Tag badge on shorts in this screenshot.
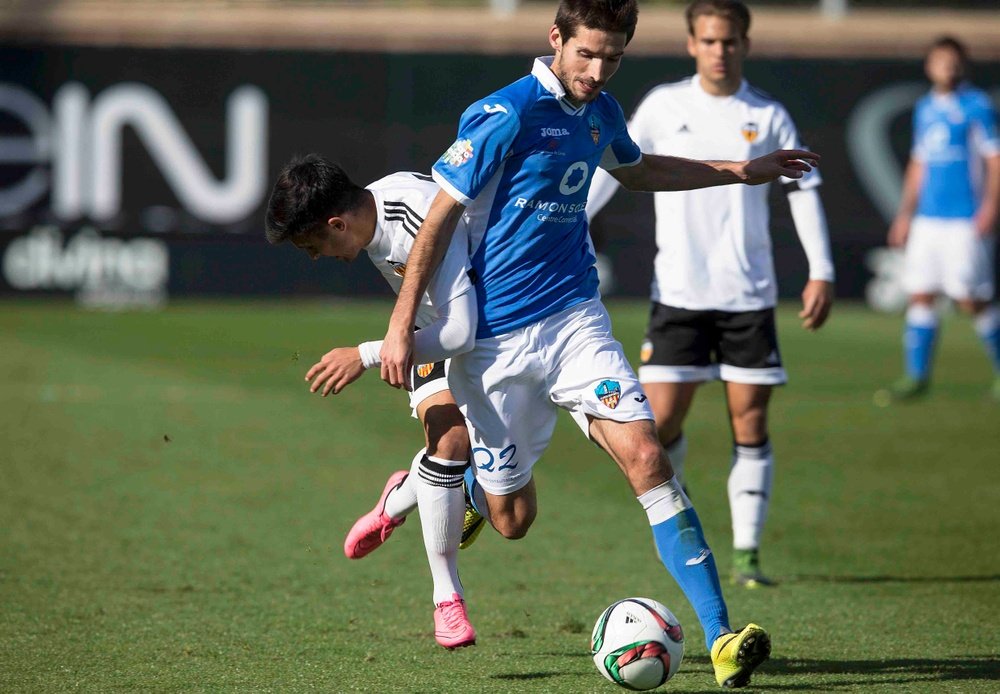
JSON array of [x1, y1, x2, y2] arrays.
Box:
[[640, 340, 653, 364], [416, 363, 435, 378], [595, 379, 622, 409]]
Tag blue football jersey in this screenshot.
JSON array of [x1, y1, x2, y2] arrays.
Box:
[[432, 57, 641, 338], [912, 84, 1000, 219]]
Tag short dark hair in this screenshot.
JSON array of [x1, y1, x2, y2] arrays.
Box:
[[554, 0, 639, 45], [685, 0, 751, 38], [928, 35, 969, 66], [264, 154, 366, 244]]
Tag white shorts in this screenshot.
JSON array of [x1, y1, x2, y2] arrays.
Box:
[[447, 298, 654, 495], [408, 359, 451, 415], [903, 217, 995, 301]]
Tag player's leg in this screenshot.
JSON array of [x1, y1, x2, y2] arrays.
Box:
[[949, 222, 999, 399], [716, 309, 786, 588], [967, 301, 1000, 400], [723, 382, 775, 587], [883, 217, 942, 400], [414, 387, 476, 649], [448, 328, 554, 545], [638, 302, 715, 488]]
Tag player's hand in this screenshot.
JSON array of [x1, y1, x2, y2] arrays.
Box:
[[799, 279, 834, 331], [887, 216, 911, 247], [305, 347, 365, 396], [380, 326, 414, 390], [744, 149, 819, 185], [974, 206, 997, 238]]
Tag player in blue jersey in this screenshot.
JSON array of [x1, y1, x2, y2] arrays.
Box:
[[379, 2, 818, 687], [879, 36, 1000, 403]]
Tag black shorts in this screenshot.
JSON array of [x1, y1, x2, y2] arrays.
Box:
[[638, 303, 787, 385], [409, 359, 449, 410]]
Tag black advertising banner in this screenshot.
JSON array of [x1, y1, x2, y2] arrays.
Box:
[[1, 45, 998, 306]]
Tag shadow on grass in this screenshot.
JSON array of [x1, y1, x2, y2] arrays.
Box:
[[787, 574, 1000, 584], [761, 655, 1000, 689]]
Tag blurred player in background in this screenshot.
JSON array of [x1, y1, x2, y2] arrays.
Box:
[[265, 154, 478, 649], [879, 36, 1000, 403], [377, 0, 821, 687], [587, 0, 834, 588]]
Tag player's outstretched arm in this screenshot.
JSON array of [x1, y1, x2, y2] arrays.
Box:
[[381, 189, 468, 390], [610, 149, 819, 192]]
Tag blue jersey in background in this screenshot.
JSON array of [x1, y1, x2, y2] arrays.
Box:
[[912, 84, 1000, 219]]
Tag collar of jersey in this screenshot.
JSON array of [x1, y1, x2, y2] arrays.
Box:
[[531, 56, 587, 117], [692, 74, 749, 101]]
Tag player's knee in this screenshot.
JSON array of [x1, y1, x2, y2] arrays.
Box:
[[428, 424, 470, 461], [491, 505, 536, 540], [495, 513, 534, 540], [731, 410, 768, 442], [423, 406, 470, 461], [625, 437, 670, 486]]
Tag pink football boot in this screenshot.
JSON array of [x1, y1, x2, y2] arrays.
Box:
[[434, 593, 477, 649], [343, 470, 408, 559]]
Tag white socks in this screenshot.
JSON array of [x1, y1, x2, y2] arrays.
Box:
[[637, 476, 692, 526], [728, 441, 774, 550], [383, 449, 422, 519], [664, 434, 688, 488], [415, 453, 468, 605]]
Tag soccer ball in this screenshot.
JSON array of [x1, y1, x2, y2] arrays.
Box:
[[591, 597, 684, 690]]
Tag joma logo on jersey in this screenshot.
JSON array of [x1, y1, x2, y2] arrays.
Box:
[[741, 122, 759, 143], [540, 127, 570, 137], [388, 261, 406, 277], [416, 363, 435, 378], [441, 139, 474, 167], [595, 380, 621, 409]]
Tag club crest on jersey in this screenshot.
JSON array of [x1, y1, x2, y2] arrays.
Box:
[[388, 260, 406, 277], [595, 380, 621, 409], [416, 363, 435, 378], [441, 139, 474, 167], [589, 115, 601, 145], [741, 122, 759, 143], [640, 340, 654, 364]]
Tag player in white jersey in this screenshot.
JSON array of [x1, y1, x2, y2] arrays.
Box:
[[378, 1, 820, 688], [264, 154, 478, 649], [587, 0, 834, 589], [878, 36, 1000, 403]]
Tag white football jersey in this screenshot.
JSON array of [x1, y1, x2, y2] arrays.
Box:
[[603, 76, 829, 311], [364, 172, 474, 329]]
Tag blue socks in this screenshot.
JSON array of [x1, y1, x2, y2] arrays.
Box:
[[640, 480, 729, 651], [975, 307, 1000, 374], [463, 466, 482, 516], [904, 304, 939, 381]]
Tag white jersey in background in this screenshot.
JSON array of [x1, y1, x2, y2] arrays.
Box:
[[588, 76, 834, 311]]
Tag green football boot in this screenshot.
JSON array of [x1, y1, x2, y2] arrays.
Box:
[[731, 548, 776, 589]]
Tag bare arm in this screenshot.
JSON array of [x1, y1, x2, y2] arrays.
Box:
[[608, 149, 819, 192], [974, 153, 1000, 237], [380, 189, 467, 389], [887, 158, 924, 248]]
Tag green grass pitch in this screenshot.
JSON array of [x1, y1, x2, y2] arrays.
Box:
[[1, 299, 998, 692]]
